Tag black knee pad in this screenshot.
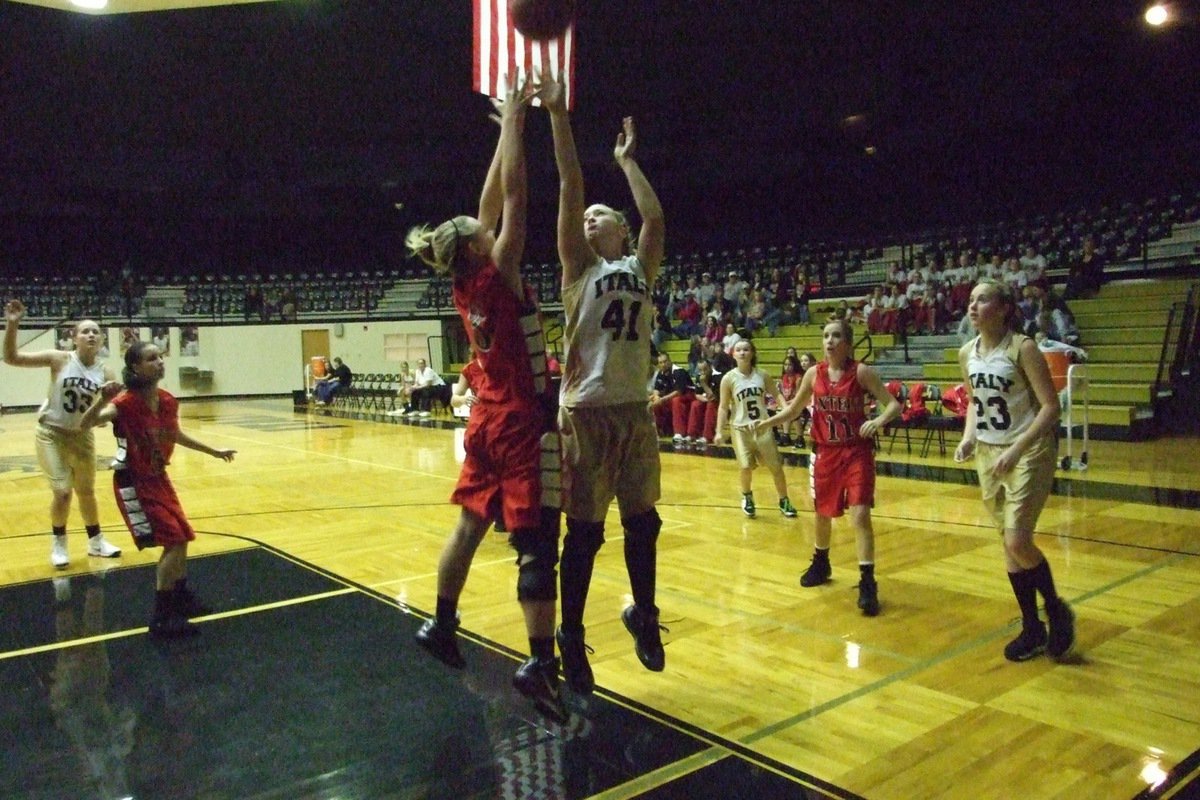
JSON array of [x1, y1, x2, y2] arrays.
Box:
[[564, 517, 605, 558], [512, 527, 559, 602], [622, 508, 662, 544]]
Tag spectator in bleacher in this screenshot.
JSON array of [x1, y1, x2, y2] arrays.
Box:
[[671, 292, 703, 338], [883, 283, 909, 333], [886, 260, 906, 289], [912, 287, 939, 335], [865, 286, 888, 334], [771, 265, 795, 300], [910, 257, 932, 287], [923, 259, 943, 292], [795, 349, 818, 444], [707, 339, 735, 375], [685, 358, 720, 445], [1019, 245, 1048, 290], [650, 352, 695, 441], [313, 357, 353, 405], [696, 271, 718, 307], [905, 270, 928, 305], [686, 334, 705, 376], [705, 285, 733, 325], [723, 270, 748, 314], [1044, 291, 1081, 345], [777, 354, 803, 446], [721, 321, 743, 354], [834, 299, 865, 326], [950, 253, 978, 316], [683, 274, 701, 302], [956, 308, 976, 344], [743, 289, 778, 336], [650, 310, 671, 354], [934, 287, 957, 334], [701, 314, 724, 346], [1002, 256, 1029, 294], [794, 279, 812, 325], [650, 275, 670, 317], [664, 277, 687, 321], [1064, 235, 1106, 300], [1017, 286, 1043, 335], [244, 285, 264, 321]]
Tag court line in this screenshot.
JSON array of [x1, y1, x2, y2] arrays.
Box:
[[591, 553, 1192, 799], [208, 535, 864, 799], [0, 587, 356, 662], [737, 553, 1187, 746], [156, 424, 461, 482]]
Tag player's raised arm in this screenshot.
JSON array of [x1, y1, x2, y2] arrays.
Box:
[[541, 73, 596, 285]]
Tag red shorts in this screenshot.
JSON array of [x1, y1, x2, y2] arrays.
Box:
[[451, 402, 558, 531], [809, 443, 875, 518], [113, 469, 196, 550]]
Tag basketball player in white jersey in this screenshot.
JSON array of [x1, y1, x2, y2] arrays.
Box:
[[714, 339, 798, 519], [954, 279, 1075, 662], [542, 75, 666, 694], [4, 300, 122, 568]]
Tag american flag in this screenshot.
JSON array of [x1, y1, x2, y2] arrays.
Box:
[[473, 0, 575, 109]]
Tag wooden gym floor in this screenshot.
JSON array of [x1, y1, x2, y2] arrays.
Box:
[[1, 398, 1197, 799]]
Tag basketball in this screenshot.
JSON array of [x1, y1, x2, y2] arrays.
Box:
[[508, 0, 575, 40]]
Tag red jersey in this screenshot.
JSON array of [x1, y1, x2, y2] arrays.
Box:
[[779, 371, 800, 402], [810, 360, 870, 448], [112, 389, 178, 477], [461, 359, 484, 391], [453, 261, 552, 408]]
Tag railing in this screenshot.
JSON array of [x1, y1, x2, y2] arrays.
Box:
[[426, 334, 444, 374], [1156, 283, 1198, 399]]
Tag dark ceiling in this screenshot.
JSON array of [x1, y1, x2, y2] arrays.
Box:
[[1, 0, 1198, 273]]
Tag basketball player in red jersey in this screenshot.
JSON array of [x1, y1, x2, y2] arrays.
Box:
[[405, 78, 565, 722], [81, 341, 236, 638], [758, 319, 900, 615]]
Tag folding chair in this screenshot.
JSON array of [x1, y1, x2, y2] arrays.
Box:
[[881, 380, 913, 454], [918, 384, 965, 457]]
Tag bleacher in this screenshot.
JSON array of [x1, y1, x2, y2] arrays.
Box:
[[921, 278, 1196, 441]]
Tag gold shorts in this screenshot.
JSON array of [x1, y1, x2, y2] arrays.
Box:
[[559, 402, 661, 522], [731, 426, 781, 470], [36, 424, 97, 495], [975, 433, 1056, 532]]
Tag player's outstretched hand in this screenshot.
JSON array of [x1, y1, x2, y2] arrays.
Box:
[[534, 70, 566, 114], [4, 299, 26, 324], [490, 73, 534, 121], [614, 117, 637, 163], [214, 449, 237, 463]]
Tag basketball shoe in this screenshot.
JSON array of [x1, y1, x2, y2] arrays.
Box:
[[415, 617, 465, 669], [622, 605, 666, 672], [513, 656, 568, 723], [1004, 621, 1047, 662], [556, 625, 595, 695]]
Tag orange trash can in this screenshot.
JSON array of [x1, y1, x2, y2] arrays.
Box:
[[1043, 351, 1069, 391]]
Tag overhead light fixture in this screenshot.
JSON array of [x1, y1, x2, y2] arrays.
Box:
[[70, 0, 109, 9], [1144, 3, 1169, 26]]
